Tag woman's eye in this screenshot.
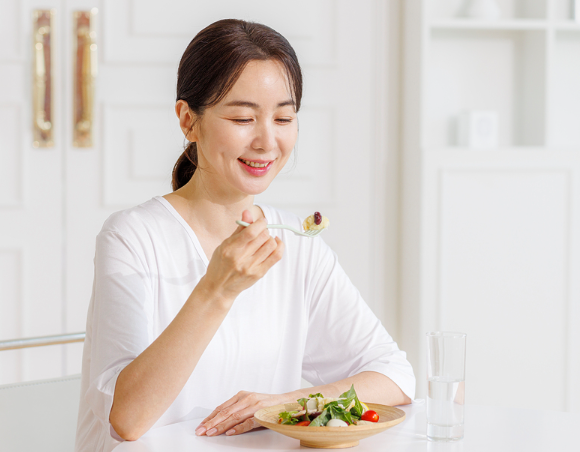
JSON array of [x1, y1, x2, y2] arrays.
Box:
[[231, 117, 293, 124]]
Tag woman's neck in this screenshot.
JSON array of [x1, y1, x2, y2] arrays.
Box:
[[163, 172, 264, 241]]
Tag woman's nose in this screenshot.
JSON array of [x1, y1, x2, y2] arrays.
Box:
[[252, 121, 276, 152]]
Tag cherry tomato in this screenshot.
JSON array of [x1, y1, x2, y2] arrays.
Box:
[[361, 410, 379, 422], [296, 421, 311, 427]]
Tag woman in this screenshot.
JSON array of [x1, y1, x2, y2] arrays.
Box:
[[75, 19, 415, 452]]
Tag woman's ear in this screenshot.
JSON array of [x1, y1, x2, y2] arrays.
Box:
[[175, 100, 198, 142]]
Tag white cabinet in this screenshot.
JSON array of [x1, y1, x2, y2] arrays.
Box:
[[401, 0, 580, 413]]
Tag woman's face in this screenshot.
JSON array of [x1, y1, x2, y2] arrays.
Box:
[[190, 59, 298, 196]]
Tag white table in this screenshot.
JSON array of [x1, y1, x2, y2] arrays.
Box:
[[114, 401, 580, 451]]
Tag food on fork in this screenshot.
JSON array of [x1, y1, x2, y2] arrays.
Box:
[[303, 211, 329, 231], [277, 385, 378, 427]]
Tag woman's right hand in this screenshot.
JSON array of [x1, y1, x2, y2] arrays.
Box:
[[200, 210, 284, 302]]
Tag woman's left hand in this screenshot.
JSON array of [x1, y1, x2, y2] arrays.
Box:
[[195, 391, 283, 437]]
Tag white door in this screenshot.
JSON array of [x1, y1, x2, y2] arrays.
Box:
[[1, 0, 395, 383], [0, 0, 64, 383]]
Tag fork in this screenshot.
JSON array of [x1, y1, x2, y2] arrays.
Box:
[[236, 220, 325, 238]]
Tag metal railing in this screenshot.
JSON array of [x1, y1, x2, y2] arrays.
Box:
[[0, 332, 85, 351]]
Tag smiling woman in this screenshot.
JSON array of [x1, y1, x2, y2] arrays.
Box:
[[174, 58, 298, 198], [74, 19, 415, 452], [171, 19, 302, 194]]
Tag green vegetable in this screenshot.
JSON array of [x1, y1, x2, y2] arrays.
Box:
[[339, 384, 364, 418], [282, 386, 364, 427], [324, 401, 355, 425], [278, 411, 300, 425], [297, 397, 309, 407], [309, 408, 330, 427], [297, 398, 310, 422], [308, 401, 356, 427]]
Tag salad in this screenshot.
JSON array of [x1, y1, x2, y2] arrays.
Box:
[[277, 385, 380, 427]]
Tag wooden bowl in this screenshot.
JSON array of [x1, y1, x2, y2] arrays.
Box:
[[254, 402, 405, 449]]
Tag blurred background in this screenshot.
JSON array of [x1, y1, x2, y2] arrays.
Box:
[[0, 0, 578, 415]]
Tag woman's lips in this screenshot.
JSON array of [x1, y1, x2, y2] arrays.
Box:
[[237, 158, 273, 176]]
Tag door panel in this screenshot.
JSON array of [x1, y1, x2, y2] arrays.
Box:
[[0, 0, 64, 384], [404, 150, 580, 412], [103, 0, 337, 67], [440, 169, 569, 411], [101, 105, 183, 207], [0, 104, 23, 206]]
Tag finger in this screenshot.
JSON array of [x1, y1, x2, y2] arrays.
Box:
[[205, 406, 256, 437], [251, 236, 279, 265], [228, 220, 271, 258], [257, 237, 285, 273], [241, 209, 253, 224], [230, 209, 255, 236], [200, 393, 241, 426], [202, 398, 252, 434], [231, 217, 268, 244], [225, 417, 260, 436], [245, 227, 273, 255]]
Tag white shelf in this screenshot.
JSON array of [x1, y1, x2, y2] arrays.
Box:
[[554, 21, 580, 30], [429, 19, 580, 32], [423, 146, 580, 156], [421, 147, 580, 169], [413, 0, 580, 149], [424, 146, 561, 152], [429, 19, 549, 30], [425, 27, 547, 148], [419, 3, 580, 149]]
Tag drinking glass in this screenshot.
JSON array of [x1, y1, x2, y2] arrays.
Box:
[[426, 332, 466, 441]]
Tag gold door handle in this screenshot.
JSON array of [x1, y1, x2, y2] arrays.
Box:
[[73, 9, 98, 148], [33, 10, 54, 148]]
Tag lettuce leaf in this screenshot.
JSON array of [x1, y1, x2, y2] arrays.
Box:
[[326, 401, 354, 425], [308, 401, 355, 426], [339, 384, 364, 418], [302, 386, 364, 426], [278, 411, 300, 425], [309, 408, 330, 427]]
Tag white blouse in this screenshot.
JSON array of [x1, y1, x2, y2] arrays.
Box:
[[74, 196, 416, 452]]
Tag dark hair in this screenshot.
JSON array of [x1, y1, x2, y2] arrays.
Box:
[[172, 19, 303, 191]]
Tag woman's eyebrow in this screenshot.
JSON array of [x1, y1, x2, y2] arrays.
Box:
[[277, 99, 295, 107], [223, 99, 295, 108]]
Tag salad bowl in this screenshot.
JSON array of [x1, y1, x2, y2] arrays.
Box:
[[254, 402, 405, 449]]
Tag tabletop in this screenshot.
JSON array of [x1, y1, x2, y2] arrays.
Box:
[[113, 401, 580, 451]]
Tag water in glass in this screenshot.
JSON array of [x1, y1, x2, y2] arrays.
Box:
[[427, 376, 464, 441]]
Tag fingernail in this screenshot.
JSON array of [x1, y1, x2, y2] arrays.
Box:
[[226, 429, 235, 436], [206, 428, 217, 436], [195, 426, 206, 436]]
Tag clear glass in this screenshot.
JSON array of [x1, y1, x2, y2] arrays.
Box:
[[426, 332, 466, 441]]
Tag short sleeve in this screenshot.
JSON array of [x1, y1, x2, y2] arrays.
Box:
[[301, 240, 416, 400], [83, 229, 154, 431]]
